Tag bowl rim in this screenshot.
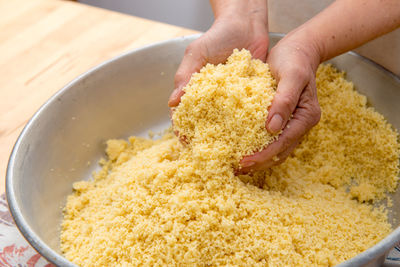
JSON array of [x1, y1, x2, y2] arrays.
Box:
[[6, 32, 400, 267]]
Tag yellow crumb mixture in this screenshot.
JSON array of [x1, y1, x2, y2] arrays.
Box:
[[172, 49, 277, 170], [61, 49, 399, 266]]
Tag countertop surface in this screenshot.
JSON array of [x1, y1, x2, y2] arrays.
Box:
[[0, 0, 197, 194]]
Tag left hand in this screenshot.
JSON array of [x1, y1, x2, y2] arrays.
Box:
[[239, 36, 322, 173], [168, 0, 269, 108]]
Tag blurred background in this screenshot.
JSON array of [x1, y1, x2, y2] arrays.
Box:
[[79, 0, 399, 75], [80, 0, 214, 31]]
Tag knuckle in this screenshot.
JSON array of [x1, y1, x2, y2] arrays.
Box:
[[312, 106, 322, 126], [278, 94, 298, 114], [184, 41, 201, 57], [308, 103, 321, 127], [184, 43, 195, 55], [174, 70, 186, 85], [286, 66, 309, 82]]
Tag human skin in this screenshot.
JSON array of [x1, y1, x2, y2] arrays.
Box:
[[168, 0, 269, 107], [169, 0, 400, 173]]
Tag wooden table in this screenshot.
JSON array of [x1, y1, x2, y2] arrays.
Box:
[[0, 0, 197, 194]]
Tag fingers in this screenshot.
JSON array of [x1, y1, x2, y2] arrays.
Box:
[[239, 122, 299, 174], [168, 40, 208, 107], [239, 82, 320, 174], [265, 67, 309, 134], [168, 89, 185, 107], [175, 41, 207, 89]]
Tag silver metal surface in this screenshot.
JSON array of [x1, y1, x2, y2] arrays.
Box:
[[6, 33, 400, 267]]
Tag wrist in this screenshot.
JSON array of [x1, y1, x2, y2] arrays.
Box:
[[211, 0, 268, 29], [280, 27, 324, 72]]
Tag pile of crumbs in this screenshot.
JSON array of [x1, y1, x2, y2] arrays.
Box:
[[172, 49, 277, 170], [61, 49, 399, 266]]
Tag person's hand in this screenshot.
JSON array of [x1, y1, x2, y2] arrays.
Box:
[[168, 0, 269, 107], [239, 36, 322, 173], [239, 0, 400, 173]]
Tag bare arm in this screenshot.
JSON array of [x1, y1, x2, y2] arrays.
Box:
[[309, 0, 400, 63], [210, 0, 268, 25]]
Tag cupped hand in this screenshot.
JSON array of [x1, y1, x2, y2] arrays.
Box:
[[168, 13, 269, 107], [240, 37, 322, 173]]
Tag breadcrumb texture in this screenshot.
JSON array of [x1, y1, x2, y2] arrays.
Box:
[[61, 50, 399, 267], [172, 49, 277, 169]]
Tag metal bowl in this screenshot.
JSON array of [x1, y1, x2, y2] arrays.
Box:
[[6, 33, 400, 266]]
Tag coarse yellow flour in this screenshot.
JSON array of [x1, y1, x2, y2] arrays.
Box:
[[61, 49, 399, 266]]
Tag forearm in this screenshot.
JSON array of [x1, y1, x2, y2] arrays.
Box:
[[284, 0, 400, 67], [210, 0, 268, 27]]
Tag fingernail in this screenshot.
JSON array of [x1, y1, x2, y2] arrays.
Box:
[[241, 161, 255, 168], [268, 114, 283, 133]]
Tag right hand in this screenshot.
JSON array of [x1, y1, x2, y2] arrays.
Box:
[[239, 35, 322, 173], [168, 2, 269, 107]]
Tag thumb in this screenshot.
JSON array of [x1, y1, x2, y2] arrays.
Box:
[[266, 69, 308, 133], [168, 40, 207, 107]]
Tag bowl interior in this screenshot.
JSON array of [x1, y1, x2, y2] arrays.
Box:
[[7, 33, 400, 266]]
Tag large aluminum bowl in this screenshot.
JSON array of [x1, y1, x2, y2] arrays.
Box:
[[6, 33, 400, 266]]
